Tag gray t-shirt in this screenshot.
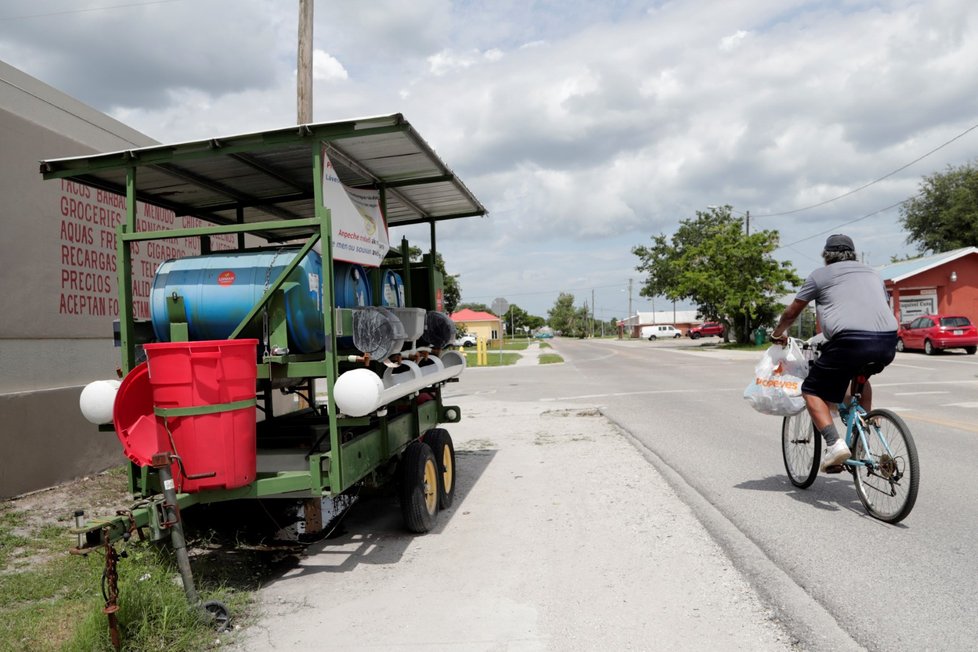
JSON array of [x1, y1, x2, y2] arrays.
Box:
[[796, 261, 898, 339]]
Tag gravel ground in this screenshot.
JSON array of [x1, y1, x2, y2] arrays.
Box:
[[233, 395, 796, 651]]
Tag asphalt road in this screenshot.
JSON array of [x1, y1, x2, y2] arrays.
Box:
[[477, 337, 978, 651]]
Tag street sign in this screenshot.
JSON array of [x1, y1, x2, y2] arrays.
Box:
[[491, 297, 509, 316]]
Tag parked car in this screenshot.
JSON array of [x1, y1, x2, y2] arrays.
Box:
[[455, 333, 477, 347], [641, 325, 681, 340], [897, 314, 978, 355], [687, 321, 724, 339]]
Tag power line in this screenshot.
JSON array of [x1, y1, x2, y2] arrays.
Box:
[[0, 0, 189, 22], [780, 198, 907, 248], [761, 121, 978, 218]]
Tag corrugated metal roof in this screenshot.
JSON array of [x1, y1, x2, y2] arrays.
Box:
[[39, 113, 487, 239], [876, 247, 978, 282]]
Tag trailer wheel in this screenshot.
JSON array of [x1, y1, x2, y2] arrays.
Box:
[[399, 441, 439, 533], [202, 600, 231, 632], [425, 428, 456, 509]]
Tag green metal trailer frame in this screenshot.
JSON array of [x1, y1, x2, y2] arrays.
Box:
[[41, 114, 487, 546]]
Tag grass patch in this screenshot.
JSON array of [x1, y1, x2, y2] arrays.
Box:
[[717, 342, 771, 351], [463, 352, 522, 366], [499, 340, 530, 351], [2, 471, 254, 652], [539, 354, 563, 364], [538, 342, 552, 349]]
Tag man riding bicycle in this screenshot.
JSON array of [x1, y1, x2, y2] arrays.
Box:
[[771, 234, 898, 471]]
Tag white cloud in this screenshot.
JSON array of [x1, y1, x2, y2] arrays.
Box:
[[719, 29, 749, 51], [4, 0, 978, 316], [427, 48, 505, 76], [312, 50, 348, 81]]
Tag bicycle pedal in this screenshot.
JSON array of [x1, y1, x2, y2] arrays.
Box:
[[823, 464, 845, 474]]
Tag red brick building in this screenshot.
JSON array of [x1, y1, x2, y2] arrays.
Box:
[[878, 247, 978, 325]]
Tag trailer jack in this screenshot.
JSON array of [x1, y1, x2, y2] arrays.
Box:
[[151, 452, 231, 632]]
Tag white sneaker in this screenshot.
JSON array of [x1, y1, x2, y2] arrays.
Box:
[[820, 440, 851, 472]]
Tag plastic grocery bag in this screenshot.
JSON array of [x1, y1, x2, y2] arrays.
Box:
[[743, 340, 809, 416]]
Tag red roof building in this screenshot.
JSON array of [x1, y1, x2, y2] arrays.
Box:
[[450, 309, 502, 342], [878, 247, 978, 325]]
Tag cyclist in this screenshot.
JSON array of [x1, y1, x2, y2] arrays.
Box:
[[770, 234, 898, 471]]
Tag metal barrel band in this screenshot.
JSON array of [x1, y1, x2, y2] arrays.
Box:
[[153, 398, 257, 418]]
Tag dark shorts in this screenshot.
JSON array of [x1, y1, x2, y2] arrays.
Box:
[[802, 331, 898, 404]]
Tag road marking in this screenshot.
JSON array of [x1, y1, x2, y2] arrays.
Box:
[[901, 412, 978, 434], [541, 387, 739, 401], [889, 363, 935, 370], [927, 358, 978, 366], [893, 391, 949, 396], [941, 402, 978, 408], [874, 379, 978, 388]]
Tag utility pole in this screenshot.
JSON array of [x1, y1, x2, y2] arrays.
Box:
[[297, 0, 314, 124], [628, 278, 633, 322], [745, 209, 750, 235], [591, 288, 595, 338]]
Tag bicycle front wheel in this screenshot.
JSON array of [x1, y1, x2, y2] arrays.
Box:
[[853, 409, 919, 523], [782, 411, 820, 488]]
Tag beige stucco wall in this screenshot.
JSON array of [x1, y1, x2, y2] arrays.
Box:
[[457, 320, 501, 342], [0, 61, 159, 497]]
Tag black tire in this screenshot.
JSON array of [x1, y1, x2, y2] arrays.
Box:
[[924, 339, 935, 355], [782, 412, 820, 488], [966, 346, 977, 355], [691, 332, 701, 340], [648, 335, 656, 341], [424, 428, 456, 509], [852, 409, 919, 523], [895, 338, 905, 353], [202, 600, 231, 632], [398, 441, 439, 533]]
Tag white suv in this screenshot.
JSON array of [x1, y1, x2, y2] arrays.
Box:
[[455, 333, 477, 347], [643, 325, 681, 340]]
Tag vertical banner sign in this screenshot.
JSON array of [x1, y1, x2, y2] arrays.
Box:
[[321, 150, 390, 267]]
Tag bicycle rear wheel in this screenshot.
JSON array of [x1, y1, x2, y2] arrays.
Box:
[[782, 411, 820, 488], [852, 409, 919, 523]]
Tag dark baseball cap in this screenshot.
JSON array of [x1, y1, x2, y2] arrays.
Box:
[[824, 234, 855, 252]]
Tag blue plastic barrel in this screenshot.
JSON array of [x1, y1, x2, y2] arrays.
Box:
[[334, 262, 372, 309], [150, 249, 327, 352], [378, 269, 405, 307]]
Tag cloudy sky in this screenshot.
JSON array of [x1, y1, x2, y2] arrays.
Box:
[[3, 0, 977, 320]]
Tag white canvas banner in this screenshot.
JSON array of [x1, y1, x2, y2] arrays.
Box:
[[322, 150, 390, 267]]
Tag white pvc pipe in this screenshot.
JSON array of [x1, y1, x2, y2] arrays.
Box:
[[334, 351, 466, 417]]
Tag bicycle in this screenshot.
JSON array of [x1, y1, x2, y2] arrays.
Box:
[[781, 338, 919, 523]]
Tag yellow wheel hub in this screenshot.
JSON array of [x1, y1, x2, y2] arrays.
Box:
[[442, 447, 453, 496], [423, 459, 438, 513]]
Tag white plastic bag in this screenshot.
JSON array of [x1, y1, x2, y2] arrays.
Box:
[[743, 340, 809, 416]]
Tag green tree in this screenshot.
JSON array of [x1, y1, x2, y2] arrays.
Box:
[[632, 206, 802, 343], [547, 292, 587, 336], [457, 302, 492, 313], [384, 246, 461, 313], [900, 160, 978, 253], [501, 304, 545, 337]]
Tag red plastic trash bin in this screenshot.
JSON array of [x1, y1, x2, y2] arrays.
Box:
[[141, 339, 258, 493]]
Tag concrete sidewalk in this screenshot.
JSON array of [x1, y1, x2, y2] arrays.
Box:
[[232, 393, 794, 651]]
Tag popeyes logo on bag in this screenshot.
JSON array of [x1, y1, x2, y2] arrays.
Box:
[[753, 377, 800, 391], [217, 271, 236, 286]]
